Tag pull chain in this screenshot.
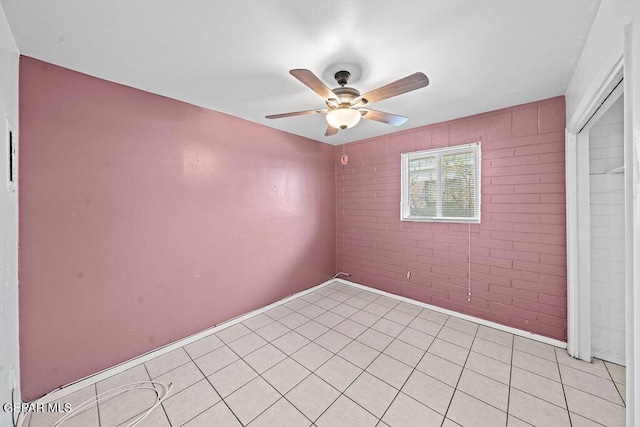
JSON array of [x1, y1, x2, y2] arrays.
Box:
[[342, 131, 346, 169], [340, 130, 348, 168], [468, 223, 472, 302]]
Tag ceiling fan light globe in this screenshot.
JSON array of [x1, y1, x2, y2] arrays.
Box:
[[326, 108, 361, 130]]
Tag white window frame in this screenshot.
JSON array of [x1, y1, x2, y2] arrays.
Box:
[[401, 142, 481, 223]]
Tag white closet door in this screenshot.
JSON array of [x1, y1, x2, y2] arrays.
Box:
[[589, 96, 625, 365]]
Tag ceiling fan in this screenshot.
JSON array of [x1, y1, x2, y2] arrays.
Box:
[[266, 69, 429, 136]]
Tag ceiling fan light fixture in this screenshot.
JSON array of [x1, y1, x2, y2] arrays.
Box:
[[326, 108, 361, 130], [267, 69, 429, 136]]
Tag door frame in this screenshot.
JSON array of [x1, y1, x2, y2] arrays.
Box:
[[623, 21, 639, 427], [566, 23, 639, 426], [565, 50, 623, 363]]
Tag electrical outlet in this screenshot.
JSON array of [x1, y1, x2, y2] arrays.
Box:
[[406, 270, 411, 279]]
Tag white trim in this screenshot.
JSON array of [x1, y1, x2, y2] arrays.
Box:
[[401, 153, 409, 219], [31, 275, 571, 411], [335, 278, 568, 349], [567, 98, 624, 363], [565, 44, 625, 364], [565, 131, 579, 358], [592, 349, 625, 366], [566, 22, 637, 425], [567, 49, 624, 133], [576, 131, 592, 362], [397, 217, 481, 224], [582, 80, 624, 132], [31, 278, 336, 405], [402, 143, 480, 157], [401, 142, 481, 223], [623, 22, 638, 427]]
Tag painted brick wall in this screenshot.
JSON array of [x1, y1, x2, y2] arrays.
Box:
[[335, 96, 567, 341], [19, 57, 336, 400]]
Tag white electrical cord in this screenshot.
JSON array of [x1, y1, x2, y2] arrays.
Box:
[[468, 223, 472, 302], [23, 381, 172, 427], [333, 272, 351, 279]]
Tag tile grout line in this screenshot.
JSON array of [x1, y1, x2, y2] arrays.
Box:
[[276, 373, 332, 426], [563, 384, 626, 425], [465, 340, 608, 418], [159, 284, 617, 425], [201, 316, 323, 426], [240, 282, 385, 424], [509, 377, 621, 417], [103, 362, 162, 427], [279, 285, 426, 423], [289, 293, 407, 424], [29, 376, 103, 427], [555, 366, 627, 407], [215, 284, 514, 424], [559, 358, 625, 382], [169, 285, 523, 422], [181, 347, 246, 427], [176, 284, 587, 424], [511, 348, 573, 384], [359, 301, 427, 425], [505, 330, 515, 426], [98, 283, 566, 426], [335, 279, 567, 349], [319, 301, 444, 371], [146, 348, 210, 395], [556, 368, 627, 406], [453, 363, 565, 418], [441, 321, 481, 426], [462, 359, 509, 386], [55, 283, 562, 427], [94, 383, 102, 427], [238, 284, 564, 424], [140, 363, 173, 427], [602, 361, 626, 407], [152, 285, 358, 426], [36, 277, 566, 408], [554, 345, 574, 427]]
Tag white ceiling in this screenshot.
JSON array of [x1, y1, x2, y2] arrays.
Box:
[[1, 0, 601, 145]]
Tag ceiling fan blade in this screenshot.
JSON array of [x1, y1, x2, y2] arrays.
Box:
[[359, 109, 408, 126], [352, 72, 429, 106], [266, 109, 329, 119], [290, 69, 339, 101], [325, 125, 339, 137]]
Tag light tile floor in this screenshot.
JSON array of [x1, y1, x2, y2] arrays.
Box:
[[26, 282, 627, 427]]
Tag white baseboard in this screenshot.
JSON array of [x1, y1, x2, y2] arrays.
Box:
[[592, 349, 626, 367], [30, 278, 336, 406], [335, 278, 568, 349], [30, 276, 568, 410]]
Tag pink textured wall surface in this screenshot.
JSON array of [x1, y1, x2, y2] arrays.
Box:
[[19, 57, 335, 400], [336, 97, 567, 341]]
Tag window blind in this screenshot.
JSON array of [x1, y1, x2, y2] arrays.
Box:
[[401, 143, 481, 223]]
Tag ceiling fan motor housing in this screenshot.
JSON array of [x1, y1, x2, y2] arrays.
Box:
[[331, 87, 360, 105], [334, 70, 351, 87]]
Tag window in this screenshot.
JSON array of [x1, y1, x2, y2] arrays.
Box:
[[401, 142, 481, 222]]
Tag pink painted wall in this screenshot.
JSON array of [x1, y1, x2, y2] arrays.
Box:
[[336, 96, 567, 341], [19, 57, 336, 400]]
